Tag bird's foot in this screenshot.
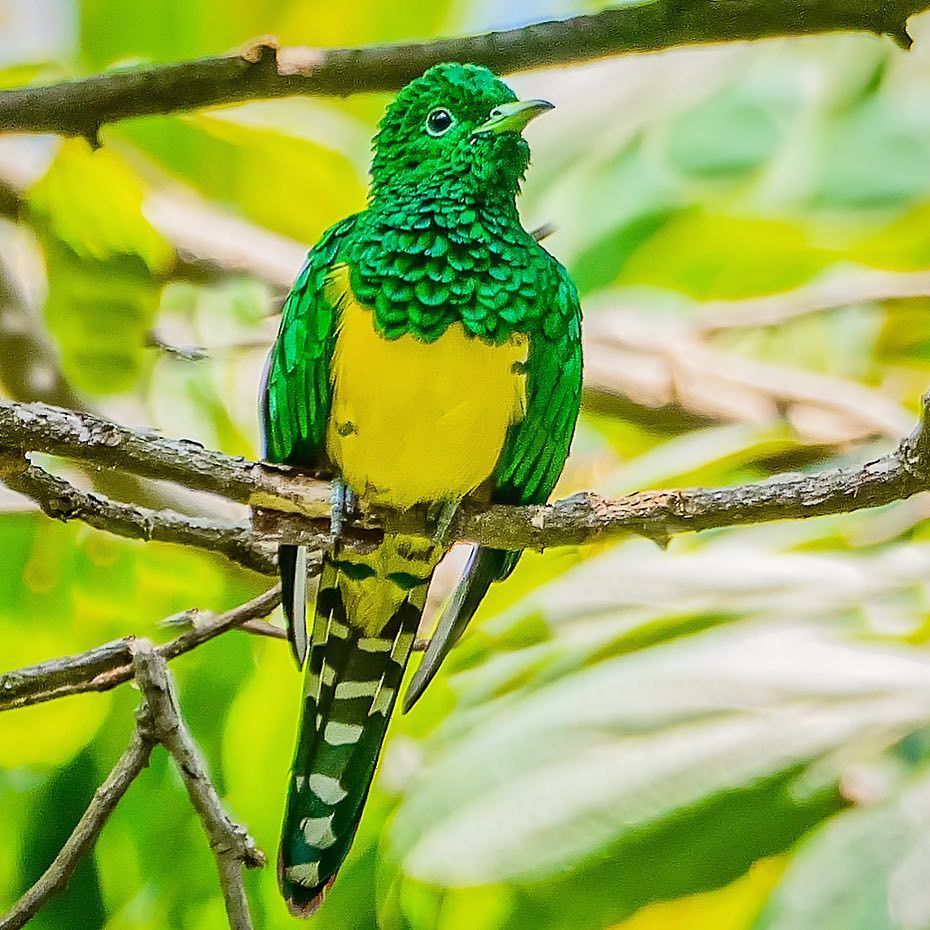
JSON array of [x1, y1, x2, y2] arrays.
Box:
[[430, 500, 460, 548], [330, 479, 357, 541]]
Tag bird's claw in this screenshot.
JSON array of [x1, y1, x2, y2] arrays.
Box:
[[330, 479, 357, 541]]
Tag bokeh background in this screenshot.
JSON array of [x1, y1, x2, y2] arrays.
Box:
[[5, 1, 930, 928]]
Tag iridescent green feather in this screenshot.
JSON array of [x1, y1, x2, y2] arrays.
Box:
[[262, 213, 357, 466]]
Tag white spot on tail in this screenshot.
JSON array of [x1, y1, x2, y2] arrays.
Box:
[[301, 814, 338, 849], [335, 680, 380, 699], [370, 686, 396, 717], [324, 721, 364, 745], [308, 773, 347, 804], [359, 637, 391, 652], [286, 861, 321, 887], [329, 620, 350, 639], [391, 632, 414, 662]]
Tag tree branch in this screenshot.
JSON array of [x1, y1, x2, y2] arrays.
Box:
[[0, 0, 926, 137], [0, 400, 330, 516], [131, 641, 264, 930], [3, 398, 930, 558], [585, 310, 912, 444], [0, 454, 276, 574], [0, 586, 282, 712], [0, 637, 267, 930], [0, 729, 153, 930]]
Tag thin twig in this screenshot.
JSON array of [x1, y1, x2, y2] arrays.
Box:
[[239, 618, 288, 640], [698, 266, 930, 332], [131, 641, 264, 930], [0, 0, 924, 136], [0, 730, 153, 930], [0, 586, 282, 712], [0, 636, 270, 930]]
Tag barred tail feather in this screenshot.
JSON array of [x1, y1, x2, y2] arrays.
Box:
[[279, 542, 435, 916]]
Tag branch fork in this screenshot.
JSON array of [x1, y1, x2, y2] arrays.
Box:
[[0, 635, 269, 930]]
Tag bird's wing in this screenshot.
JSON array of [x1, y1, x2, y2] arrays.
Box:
[[261, 213, 358, 664], [404, 257, 583, 710], [262, 214, 357, 467]]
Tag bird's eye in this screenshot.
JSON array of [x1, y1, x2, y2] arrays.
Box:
[[425, 108, 455, 137]]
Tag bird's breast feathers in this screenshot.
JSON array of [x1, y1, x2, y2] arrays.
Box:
[[324, 264, 527, 508]]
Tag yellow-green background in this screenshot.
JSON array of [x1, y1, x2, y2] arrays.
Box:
[[5, 1, 930, 928]]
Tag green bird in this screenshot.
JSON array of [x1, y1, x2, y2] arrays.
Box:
[[261, 62, 583, 916]]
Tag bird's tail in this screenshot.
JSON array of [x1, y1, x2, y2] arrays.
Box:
[[278, 533, 441, 917]]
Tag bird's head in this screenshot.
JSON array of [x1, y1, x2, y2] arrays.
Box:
[[370, 62, 552, 202]]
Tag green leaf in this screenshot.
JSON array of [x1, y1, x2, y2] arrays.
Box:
[[619, 211, 830, 299], [384, 619, 930, 930], [28, 139, 172, 394], [809, 100, 930, 211], [665, 88, 784, 180], [29, 139, 172, 272]]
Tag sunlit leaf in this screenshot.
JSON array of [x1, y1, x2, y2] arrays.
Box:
[[385, 621, 930, 929], [619, 212, 831, 299], [28, 139, 172, 394]]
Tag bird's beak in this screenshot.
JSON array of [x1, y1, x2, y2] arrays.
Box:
[[472, 99, 554, 136]]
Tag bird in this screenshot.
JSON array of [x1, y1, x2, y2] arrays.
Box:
[[261, 61, 583, 917]]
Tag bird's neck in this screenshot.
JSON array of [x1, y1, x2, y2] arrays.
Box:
[[369, 182, 522, 232]]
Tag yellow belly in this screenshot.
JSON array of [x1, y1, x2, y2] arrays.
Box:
[[325, 268, 527, 509]]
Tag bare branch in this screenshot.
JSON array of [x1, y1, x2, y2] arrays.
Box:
[[585, 311, 912, 444], [238, 618, 288, 640], [0, 399, 930, 549], [0, 633, 271, 930], [4, 396, 930, 560], [0, 0, 926, 137], [0, 400, 330, 516], [132, 641, 264, 930], [698, 266, 930, 332], [0, 586, 282, 712], [0, 730, 153, 930], [0, 454, 275, 574]]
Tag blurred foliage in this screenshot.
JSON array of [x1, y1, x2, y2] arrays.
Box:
[[6, 2, 930, 930], [28, 139, 172, 393]]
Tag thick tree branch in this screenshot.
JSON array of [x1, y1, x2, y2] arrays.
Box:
[[0, 586, 282, 712], [0, 0, 926, 137], [0, 638, 266, 930], [0, 454, 276, 574], [3, 398, 930, 558], [0, 400, 330, 516]]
